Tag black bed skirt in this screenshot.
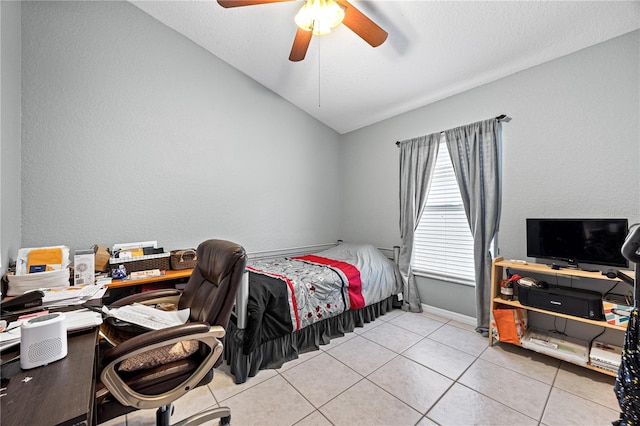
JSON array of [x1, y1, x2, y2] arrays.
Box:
[[224, 295, 397, 384]]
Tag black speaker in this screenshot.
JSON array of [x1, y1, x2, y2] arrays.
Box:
[[517, 284, 604, 320]]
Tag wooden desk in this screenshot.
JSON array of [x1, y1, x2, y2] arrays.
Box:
[[1, 328, 98, 426], [106, 269, 193, 290]]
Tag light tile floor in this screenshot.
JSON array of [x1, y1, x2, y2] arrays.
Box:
[[100, 309, 621, 426]]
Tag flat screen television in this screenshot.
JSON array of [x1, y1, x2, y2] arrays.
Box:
[[526, 218, 629, 268]]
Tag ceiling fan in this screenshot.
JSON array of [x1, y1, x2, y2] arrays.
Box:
[[217, 0, 388, 62]]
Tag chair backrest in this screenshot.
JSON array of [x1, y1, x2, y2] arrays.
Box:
[[178, 239, 247, 329]]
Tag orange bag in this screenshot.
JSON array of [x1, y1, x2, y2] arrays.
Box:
[[491, 307, 527, 344]]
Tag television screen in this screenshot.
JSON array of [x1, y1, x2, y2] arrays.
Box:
[[526, 218, 629, 268]]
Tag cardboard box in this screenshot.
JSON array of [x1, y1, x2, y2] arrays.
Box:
[[74, 249, 95, 286], [93, 245, 110, 272], [603, 293, 632, 326]]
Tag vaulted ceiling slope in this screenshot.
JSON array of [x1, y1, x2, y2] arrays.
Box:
[[131, 1, 640, 134]]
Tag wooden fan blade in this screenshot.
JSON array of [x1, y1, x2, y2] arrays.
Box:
[[337, 0, 387, 47], [217, 0, 294, 8], [289, 28, 313, 62]]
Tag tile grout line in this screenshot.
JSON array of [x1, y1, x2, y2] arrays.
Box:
[[538, 364, 562, 425], [280, 314, 430, 425], [111, 310, 614, 426], [551, 361, 620, 413], [321, 318, 463, 425], [453, 344, 549, 423], [421, 344, 486, 423], [275, 354, 356, 426]]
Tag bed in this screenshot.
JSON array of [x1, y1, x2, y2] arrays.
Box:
[[224, 243, 402, 384]]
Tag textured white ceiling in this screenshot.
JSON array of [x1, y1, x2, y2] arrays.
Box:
[[131, 0, 640, 134]]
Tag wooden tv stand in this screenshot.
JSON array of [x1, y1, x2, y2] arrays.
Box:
[[490, 257, 633, 377]]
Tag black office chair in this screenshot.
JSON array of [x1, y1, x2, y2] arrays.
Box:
[[95, 239, 247, 426]]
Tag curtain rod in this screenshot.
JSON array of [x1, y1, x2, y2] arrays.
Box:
[[395, 114, 508, 146]]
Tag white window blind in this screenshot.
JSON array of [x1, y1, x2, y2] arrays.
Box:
[[412, 140, 476, 285]]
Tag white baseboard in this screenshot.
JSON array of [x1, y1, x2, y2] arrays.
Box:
[[421, 303, 476, 326]]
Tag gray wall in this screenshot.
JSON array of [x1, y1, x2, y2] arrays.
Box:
[[4, 2, 638, 322], [339, 30, 640, 317], [19, 1, 341, 257], [0, 1, 22, 271]]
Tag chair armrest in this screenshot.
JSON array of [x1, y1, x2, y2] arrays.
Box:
[[102, 322, 213, 365], [109, 289, 181, 307], [205, 325, 225, 338], [100, 321, 225, 410]]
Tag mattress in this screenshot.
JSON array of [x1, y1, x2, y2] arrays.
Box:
[[241, 243, 398, 354]]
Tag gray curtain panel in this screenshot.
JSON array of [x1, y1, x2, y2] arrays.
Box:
[[398, 133, 440, 312], [445, 118, 501, 334]]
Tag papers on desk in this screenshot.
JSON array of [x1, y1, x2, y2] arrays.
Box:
[[15, 245, 70, 275], [7, 246, 72, 296], [64, 309, 103, 332], [40, 285, 106, 308], [102, 303, 190, 330], [0, 309, 102, 351], [7, 268, 71, 296], [0, 326, 22, 351]]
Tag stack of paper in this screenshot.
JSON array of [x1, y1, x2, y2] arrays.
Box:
[[8, 245, 71, 296], [102, 303, 189, 330], [15, 245, 70, 275], [0, 309, 103, 351], [521, 328, 589, 366], [0, 326, 21, 351], [64, 309, 103, 332], [7, 268, 70, 296], [590, 341, 622, 373], [40, 286, 106, 308]]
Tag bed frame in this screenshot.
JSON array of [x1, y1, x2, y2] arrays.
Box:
[[225, 242, 401, 384]]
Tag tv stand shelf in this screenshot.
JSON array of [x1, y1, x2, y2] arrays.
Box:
[[490, 298, 626, 332], [490, 257, 633, 377], [494, 259, 621, 280]]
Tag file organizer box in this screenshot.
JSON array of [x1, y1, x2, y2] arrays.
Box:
[[108, 252, 170, 273]]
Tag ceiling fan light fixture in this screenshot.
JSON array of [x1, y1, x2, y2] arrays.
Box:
[[294, 0, 345, 36]]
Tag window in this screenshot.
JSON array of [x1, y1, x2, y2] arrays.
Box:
[[412, 138, 476, 285]]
